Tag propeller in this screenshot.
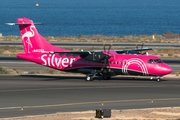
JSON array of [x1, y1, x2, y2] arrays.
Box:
[[135, 43, 145, 54], [101, 43, 112, 74], [140, 42, 148, 55]]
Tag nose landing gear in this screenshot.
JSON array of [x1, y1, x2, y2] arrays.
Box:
[[156, 76, 161, 82], [150, 76, 162, 82]]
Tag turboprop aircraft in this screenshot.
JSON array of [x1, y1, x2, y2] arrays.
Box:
[[7, 18, 172, 82]]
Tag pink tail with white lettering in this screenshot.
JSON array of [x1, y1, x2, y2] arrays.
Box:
[[17, 18, 69, 53]]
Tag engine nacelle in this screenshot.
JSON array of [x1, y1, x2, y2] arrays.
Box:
[[81, 52, 107, 62]]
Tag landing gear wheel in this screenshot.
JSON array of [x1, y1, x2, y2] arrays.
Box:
[[156, 76, 161, 82], [103, 75, 111, 80], [85, 74, 93, 81], [157, 78, 161, 82]]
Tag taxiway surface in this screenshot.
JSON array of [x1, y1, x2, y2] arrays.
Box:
[[0, 75, 179, 118]]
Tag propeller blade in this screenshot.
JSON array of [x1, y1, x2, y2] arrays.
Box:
[[108, 44, 113, 54], [136, 43, 138, 50], [107, 60, 111, 72], [141, 43, 144, 49], [103, 43, 106, 52], [101, 59, 107, 72]]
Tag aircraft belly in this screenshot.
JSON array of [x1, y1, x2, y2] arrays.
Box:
[[77, 68, 96, 74], [112, 68, 149, 76], [64, 66, 150, 76]]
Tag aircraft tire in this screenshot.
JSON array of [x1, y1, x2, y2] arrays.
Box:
[[156, 76, 161, 82], [157, 78, 161, 82], [85, 74, 93, 81]]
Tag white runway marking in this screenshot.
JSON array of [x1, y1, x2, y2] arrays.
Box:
[[0, 98, 180, 110]]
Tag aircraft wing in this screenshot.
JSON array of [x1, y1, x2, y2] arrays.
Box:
[[49, 47, 152, 62], [49, 51, 107, 62], [50, 47, 152, 55], [115, 48, 152, 54], [50, 51, 91, 56]]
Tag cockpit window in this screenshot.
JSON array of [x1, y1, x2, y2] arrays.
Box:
[[148, 59, 163, 64], [154, 59, 163, 63], [148, 59, 153, 63]]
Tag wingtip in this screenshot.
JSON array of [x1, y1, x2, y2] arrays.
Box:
[[5, 23, 16, 26]]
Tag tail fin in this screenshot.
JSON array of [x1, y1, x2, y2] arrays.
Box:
[[17, 18, 69, 53]]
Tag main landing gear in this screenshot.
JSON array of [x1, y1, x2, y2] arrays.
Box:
[[85, 74, 94, 81], [85, 74, 111, 81]]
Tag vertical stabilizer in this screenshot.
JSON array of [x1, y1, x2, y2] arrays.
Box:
[[17, 18, 69, 53]]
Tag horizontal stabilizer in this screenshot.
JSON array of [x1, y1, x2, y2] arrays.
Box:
[[5, 22, 43, 26]]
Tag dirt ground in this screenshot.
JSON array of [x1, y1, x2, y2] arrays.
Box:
[[2, 107, 180, 120]]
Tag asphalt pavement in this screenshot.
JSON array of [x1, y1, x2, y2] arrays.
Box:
[[0, 75, 179, 118]]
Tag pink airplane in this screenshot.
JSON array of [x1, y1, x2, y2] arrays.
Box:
[[7, 18, 172, 81]]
